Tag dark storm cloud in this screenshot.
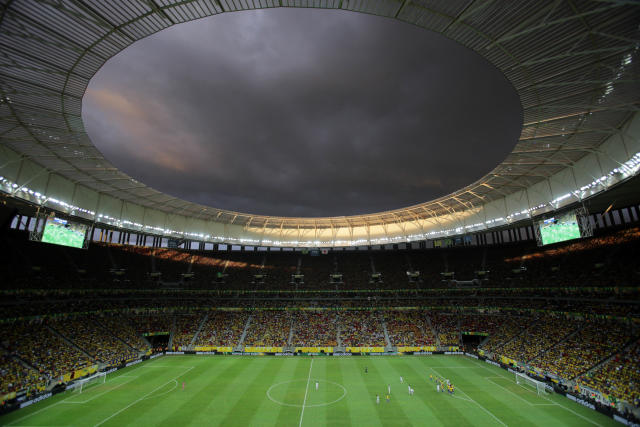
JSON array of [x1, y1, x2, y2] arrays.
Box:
[[82, 9, 522, 217]]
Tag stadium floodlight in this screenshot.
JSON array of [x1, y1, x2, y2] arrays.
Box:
[[72, 371, 106, 394], [515, 372, 550, 396]]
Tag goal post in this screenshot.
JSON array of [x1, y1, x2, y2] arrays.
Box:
[[515, 371, 550, 396], [73, 371, 106, 394]]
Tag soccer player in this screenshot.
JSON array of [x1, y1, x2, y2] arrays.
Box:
[[315, 381, 319, 391], [388, 384, 391, 395], [182, 382, 185, 390], [400, 376, 404, 383], [407, 385, 411, 394], [410, 387, 414, 396], [437, 383, 440, 393], [364, 366, 368, 374], [386, 394, 390, 403], [376, 394, 380, 405]]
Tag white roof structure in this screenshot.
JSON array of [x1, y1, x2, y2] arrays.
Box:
[[0, 0, 639, 247]]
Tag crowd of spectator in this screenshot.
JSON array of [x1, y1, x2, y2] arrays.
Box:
[[532, 320, 633, 379], [172, 314, 203, 349], [289, 312, 338, 347], [1, 223, 640, 406], [499, 316, 579, 362], [243, 312, 290, 347], [480, 315, 533, 354], [579, 339, 640, 407], [0, 352, 45, 398], [338, 311, 386, 346], [1, 321, 91, 380], [50, 317, 139, 366], [385, 311, 435, 346], [194, 312, 248, 347], [430, 313, 460, 346], [131, 315, 172, 336], [97, 315, 148, 351]]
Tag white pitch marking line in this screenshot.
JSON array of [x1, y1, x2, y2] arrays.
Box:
[[468, 358, 604, 426], [63, 376, 140, 404], [93, 366, 194, 427], [140, 365, 195, 368], [298, 358, 314, 427], [469, 359, 554, 402], [485, 377, 534, 406], [4, 394, 77, 426], [431, 368, 508, 427]]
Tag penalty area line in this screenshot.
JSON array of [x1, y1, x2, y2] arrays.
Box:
[[298, 358, 314, 427], [430, 368, 508, 427], [93, 366, 194, 427]]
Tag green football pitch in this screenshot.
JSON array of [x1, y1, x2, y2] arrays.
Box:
[[1, 355, 616, 427]]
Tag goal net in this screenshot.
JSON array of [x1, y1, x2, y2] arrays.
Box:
[[72, 371, 106, 394], [515, 372, 549, 396]]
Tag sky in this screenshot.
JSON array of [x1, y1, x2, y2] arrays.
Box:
[[82, 8, 522, 217]]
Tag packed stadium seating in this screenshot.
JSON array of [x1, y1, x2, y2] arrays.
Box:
[[579, 339, 640, 407], [338, 311, 386, 347], [385, 311, 435, 346], [172, 314, 204, 349], [0, 225, 639, 411], [1, 321, 91, 380], [0, 352, 45, 398], [194, 312, 249, 347], [289, 312, 338, 347], [49, 317, 139, 366], [243, 312, 290, 347]]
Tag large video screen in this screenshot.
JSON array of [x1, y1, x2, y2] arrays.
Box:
[[41, 217, 88, 249], [538, 212, 581, 246]]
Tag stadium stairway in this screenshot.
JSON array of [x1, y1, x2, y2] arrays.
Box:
[[425, 314, 440, 347], [526, 322, 582, 364], [2, 348, 40, 378], [382, 321, 392, 347], [140, 334, 153, 350], [478, 335, 491, 348], [167, 316, 177, 350], [529, 323, 585, 364], [94, 318, 142, 354], [187, 313, 209, 350], [491, 317, 541, 354], [575, 335, 640, 381], [237, 315, 253, 348], [287, 319, 295, 346], [46, 325, 93, 360]]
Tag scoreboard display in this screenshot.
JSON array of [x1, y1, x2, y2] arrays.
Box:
[[535, 209, 589, 246], [41, 217, 88, 248]]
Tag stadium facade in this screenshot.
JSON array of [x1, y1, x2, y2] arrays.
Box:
[[0, 0, 638, 247]]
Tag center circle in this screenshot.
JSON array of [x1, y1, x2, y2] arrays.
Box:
[[267, 379, 347, 408]]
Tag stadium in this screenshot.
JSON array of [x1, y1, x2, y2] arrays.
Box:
[[0, 0, 639, 426]]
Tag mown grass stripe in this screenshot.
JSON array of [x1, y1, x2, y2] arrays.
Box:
[[152, 357, 247, 426], [340, 358, 383, 427], [103, 360, 208, 426], [220, 358, 288, 426], [275, 357, 308, 426], [355, 358, 413, 427], [324, 357, 351, 426]]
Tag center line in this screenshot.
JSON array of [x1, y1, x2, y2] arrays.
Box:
[[298, 358, 314, 427]]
